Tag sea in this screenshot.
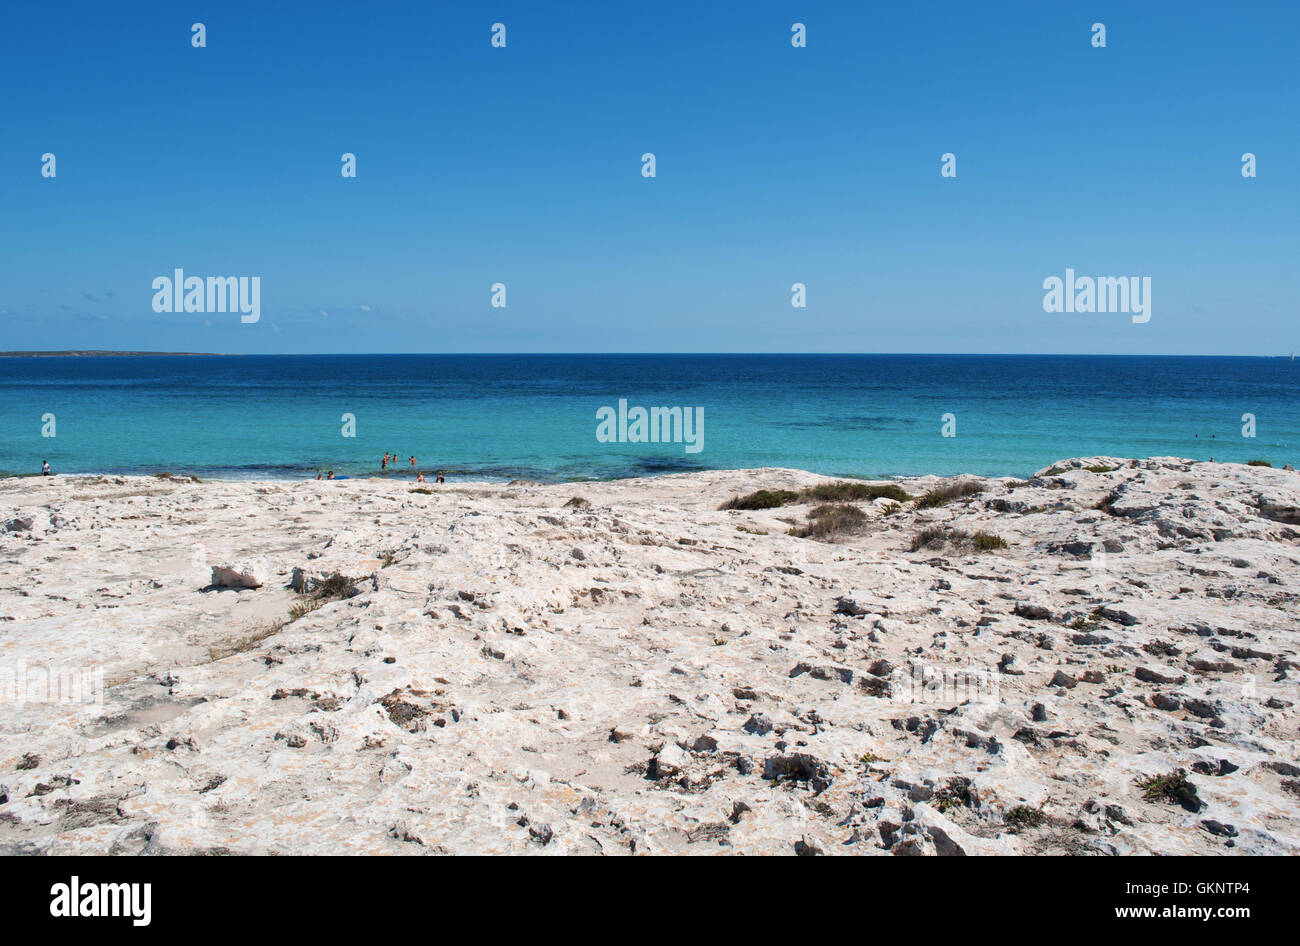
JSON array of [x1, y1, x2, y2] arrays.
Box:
[[0, 355, 1295, 482]]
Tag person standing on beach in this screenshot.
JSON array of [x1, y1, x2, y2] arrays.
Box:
[[42, 460, 52, 476], [436, 470, 445, 484], [416, 471, 425, 483]]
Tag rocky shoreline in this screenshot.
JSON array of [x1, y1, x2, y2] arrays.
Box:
[[1, 457, 1297, 854]]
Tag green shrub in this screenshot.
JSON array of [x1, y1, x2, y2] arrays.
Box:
[[1005, 805, 1046, 828], [1246, 459, 1272, 467], [790, 504, 868, 539], [910, 525, 950, 552], [720, 488, 800, 510], [972, 531, 1008, 551], [933, 777, 973, 813], [722, 481, 912, 511], [802, 481, 912, 503], [915, 480, 982, 509], [1135, 770, 1201, 810]]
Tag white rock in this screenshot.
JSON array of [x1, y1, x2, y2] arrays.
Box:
[[209, 561, 265, 589], [654, 743, 690, 777], [1, 459, 1296, 855]]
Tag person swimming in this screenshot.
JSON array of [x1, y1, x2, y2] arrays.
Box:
[[382, 452, 390, 470], [409, 456, 416, 467]]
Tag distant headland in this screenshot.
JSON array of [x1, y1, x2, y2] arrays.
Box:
[[0, 351, 231, 358]]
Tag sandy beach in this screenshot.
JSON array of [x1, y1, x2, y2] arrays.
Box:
[[1, 457, 1297, 855]]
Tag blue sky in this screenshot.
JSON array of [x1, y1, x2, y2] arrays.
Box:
[[1, 1, 1296, 355]]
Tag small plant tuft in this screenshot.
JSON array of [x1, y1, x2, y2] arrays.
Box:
[[1094, 488, 1122, 515], [909, 525, 970, 552], [288, 598, 320, 622], [790, 503, 868, 540], [910, 525, 949, 552], [933, 777, 974, 813], [915, 480, 983, 509], [972, 531, 1008, 551], [1135, 769, 1203, 811], [311, 572, 357, 602], [1005, 805, 1046, 829], [207, 621, 283, 662]]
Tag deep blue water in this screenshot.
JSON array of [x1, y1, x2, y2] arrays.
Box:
[[0, 355, 1295, 481]]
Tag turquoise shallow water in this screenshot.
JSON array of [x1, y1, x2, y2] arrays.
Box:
[[0, 355, 1295, 481]]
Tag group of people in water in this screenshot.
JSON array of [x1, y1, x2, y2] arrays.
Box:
[[382, 452, 445, 483], [311, 453, 446, 483]]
